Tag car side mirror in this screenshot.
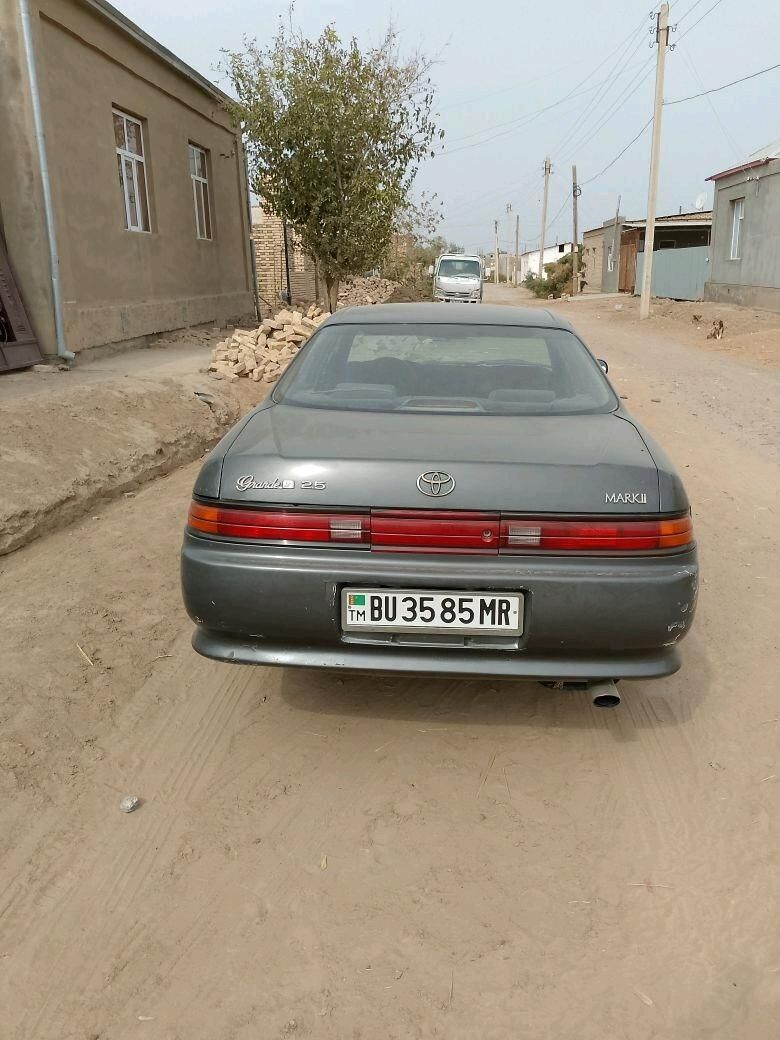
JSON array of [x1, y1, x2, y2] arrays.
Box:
[[427, 265, 434, 276], [598, 359, 609, 374]]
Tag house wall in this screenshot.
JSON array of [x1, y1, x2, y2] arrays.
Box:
[[582, 228, 603, 292], [705, 160, 780, 311], [251, 207, 319, 308], [520, 243, 574, 281], [0, 0, 255, 355], [600, 218, 624, 294]]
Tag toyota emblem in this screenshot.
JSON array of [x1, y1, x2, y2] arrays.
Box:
[[417, 470, 456, 497]]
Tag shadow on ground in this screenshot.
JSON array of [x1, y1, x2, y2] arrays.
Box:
[[277, 632, 709, 740]]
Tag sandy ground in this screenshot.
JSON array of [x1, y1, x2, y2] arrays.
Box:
[[1, 289, 779, 1038], [0, 332, 263, 554], [565, 290, 780, 369]]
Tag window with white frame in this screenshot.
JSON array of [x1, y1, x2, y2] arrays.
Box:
[[189, 144, 212, 240], [730, 197, 744, 259], [113, 109, 151, 232]]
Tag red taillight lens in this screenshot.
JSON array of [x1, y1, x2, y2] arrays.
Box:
[[371, 510, 500, 553], [188, 502, 693, 554], [187, 502, 369, 544], [500, 514, 693, 552]]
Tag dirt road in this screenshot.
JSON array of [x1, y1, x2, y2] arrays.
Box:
[[1, 292, 778, 1039]]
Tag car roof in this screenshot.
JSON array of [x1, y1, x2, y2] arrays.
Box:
[[324, 303, 574, 330]]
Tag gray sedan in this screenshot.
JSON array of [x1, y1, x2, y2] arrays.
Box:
[[182, 305, 697, 693]]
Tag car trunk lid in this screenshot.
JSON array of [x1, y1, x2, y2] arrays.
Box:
[[219, 405, 659, 513]]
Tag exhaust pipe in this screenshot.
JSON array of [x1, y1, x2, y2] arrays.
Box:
[[590, 680, 621, 708]]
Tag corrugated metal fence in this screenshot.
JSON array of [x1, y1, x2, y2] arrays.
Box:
[[634, 245, 710, 301]]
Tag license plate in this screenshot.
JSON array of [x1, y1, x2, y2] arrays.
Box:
[[341, 589, 523, 635]]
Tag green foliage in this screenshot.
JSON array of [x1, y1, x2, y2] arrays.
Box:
[[524, 247, 584, 298], [412, 234, 464, 269], [223, 22, 441, 307]]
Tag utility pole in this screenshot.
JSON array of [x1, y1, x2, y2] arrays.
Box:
[[571, 164, 580, 295], [538, 157, 552, 278], [514, 214, 520, 286], [611, 194, 622, 288], [639, 2, 670, 320], [282, 219, 293, 305], [494, 219, 499, 285]]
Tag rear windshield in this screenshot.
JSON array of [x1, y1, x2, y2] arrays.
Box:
[[273, 323, 617, 416], [437, 258, 481, 279]]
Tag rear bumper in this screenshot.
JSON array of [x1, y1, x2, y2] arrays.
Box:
[[181, 534, 698, 681]]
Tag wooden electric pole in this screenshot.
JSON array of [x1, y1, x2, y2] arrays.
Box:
[[571, 164, 579, 295], [639, 3, 670, 320], [610, 194, 622, 288], [538, 157, 551, 278], [494, 219, 499, 285], [514, 214, 520, 286]]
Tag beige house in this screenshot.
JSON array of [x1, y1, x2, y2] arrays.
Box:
[[0, 0, 256, 363]]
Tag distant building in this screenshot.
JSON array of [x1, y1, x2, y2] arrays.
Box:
[[705, 142, 780, 311], [582, 213, 711, 297], [519, 242, 575, 282], [0, 0, 256, 366]]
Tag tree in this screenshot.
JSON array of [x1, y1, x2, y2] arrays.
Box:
[[524, 248, 584, 298], [224, 23, 441, 310]]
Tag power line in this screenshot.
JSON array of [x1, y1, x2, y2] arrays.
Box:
[[664, 61, 780, 104], [439, 7, 658, 157], [440, 80, 608, 155], [523, 193, 571, 247], [677, 0, 728, 41], [444, 167, 542, 219], [438, 62, 573, 114], [550, 18, 649, 159], [571, 30, 777, 196], [580, 116, 654, 186], [559, 57, 656, 163], [560, 0, 731, 163], [548, 9, 650, 152], [673, 0, 709, 25], [678, 47, 742, 161]]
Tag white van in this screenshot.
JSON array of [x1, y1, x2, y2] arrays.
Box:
[[432, 254, 483, 303]]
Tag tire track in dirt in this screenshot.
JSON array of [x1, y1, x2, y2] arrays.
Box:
[[7, 646, 260, 1037]]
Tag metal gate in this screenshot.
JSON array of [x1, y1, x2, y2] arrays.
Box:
[[634, 245, 710, 301]]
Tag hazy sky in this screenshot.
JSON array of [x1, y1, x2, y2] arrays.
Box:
[[119, 0, 780, 254]]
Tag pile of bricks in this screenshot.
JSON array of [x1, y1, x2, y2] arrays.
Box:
[[208, 304, 330, 383], [337, 276, 398, 308]]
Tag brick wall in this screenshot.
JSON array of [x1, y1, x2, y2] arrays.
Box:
[[251, 206, 319, 309]]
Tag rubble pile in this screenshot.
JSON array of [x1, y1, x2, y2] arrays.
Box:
[[208, 304, 330, 383], [337, 276, 398, 308]]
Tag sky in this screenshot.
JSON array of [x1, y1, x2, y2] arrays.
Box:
[[118, 0, 780, 255]]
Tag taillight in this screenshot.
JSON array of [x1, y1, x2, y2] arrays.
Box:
[[500, 514, 694, 552], [371, 510, 499, 554], [188, 502, 693, 553], [187, 502, 369, 544]]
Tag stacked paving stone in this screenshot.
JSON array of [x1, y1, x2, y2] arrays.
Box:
[[208, 304, 331, 383]]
